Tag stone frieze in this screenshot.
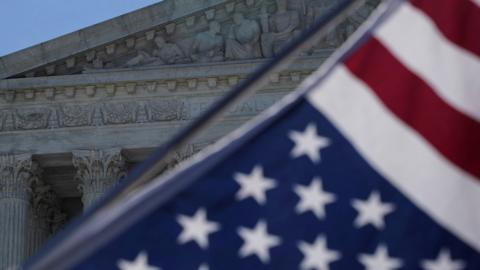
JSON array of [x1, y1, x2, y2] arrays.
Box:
[[0, 92, 284, 133], [14, 108, 51, 130], [60, 104, 93, 127]]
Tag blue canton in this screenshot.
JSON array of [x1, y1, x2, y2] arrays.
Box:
[[75, 99, 480, 270]]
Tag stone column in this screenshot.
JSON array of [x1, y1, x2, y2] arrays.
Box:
[[27, 178, 65, 257], [0, 154, 36, 269], [72, 149, 126, 209]]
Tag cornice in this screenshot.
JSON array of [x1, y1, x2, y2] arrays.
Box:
[[0, 55, 328, 103]]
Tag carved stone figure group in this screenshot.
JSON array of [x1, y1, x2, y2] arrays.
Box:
[[123, 36, 190, 68], [226, 13, 262, 60], [116, 0, 342, 69], [191, 21, 225, 62], [260, 0, 301, 57]]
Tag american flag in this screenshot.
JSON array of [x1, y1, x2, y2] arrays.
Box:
[[30, 0, 480, 269]]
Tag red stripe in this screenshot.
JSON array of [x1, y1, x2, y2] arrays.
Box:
[[411, 0, 480, 57], [345, 38, 480, 180]]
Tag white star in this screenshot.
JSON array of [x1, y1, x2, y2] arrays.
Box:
[[352, 191, 395, 230], [177, 208, 220, 249], [234, 166, 277, 205], [117, 251, 160, 270], [359, 245, 403, 270], [238, 220, 281, 263], [294, 177, 336, 220], [198, 263, 209, 270], [298, 235, 341, 270], [289, 123, 331, 163], [421, 249, 465, 270]]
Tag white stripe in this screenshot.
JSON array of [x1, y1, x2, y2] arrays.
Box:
[[374, 2, 480, 123], [472, 0, 480, 8], [307, 66, 480, 252]]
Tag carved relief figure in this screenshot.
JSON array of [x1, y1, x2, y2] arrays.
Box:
[[261, 0, 301, 57], [226, 13, 262, 60], [60, 104, 92, 127], [123, 37, 188, 68], [152, 37, 190, 64], [123, 51, 157, 68], [338, 19, 357, 43], [307, 0, 340, 48], [307, 0, 329, 25], [146, 99, 185, 122], [191, 21, 225, 62], [102, 102, 137, 125], [15, 108, 50, 130]]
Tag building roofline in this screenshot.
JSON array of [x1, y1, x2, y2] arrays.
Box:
[[0, 0, 228, 79]]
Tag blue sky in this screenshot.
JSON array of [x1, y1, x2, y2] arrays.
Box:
[[0, 0, 162, 56]]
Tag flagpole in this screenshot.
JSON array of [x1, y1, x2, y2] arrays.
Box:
[[25, 0, 375, 268]]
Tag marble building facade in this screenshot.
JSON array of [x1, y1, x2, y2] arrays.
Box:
[[0, 0, 378, 268]]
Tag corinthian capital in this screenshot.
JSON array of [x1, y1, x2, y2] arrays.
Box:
[[72, 148, 126, 208], [0, 154, 37, 200], [31, 179, 66, 233]]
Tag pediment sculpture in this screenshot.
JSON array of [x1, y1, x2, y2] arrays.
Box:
[[260, 0, 301, 57], [80, 0, 378, 72], [191, 21, 226, 63], [5, 0, 379, 78], [226, 12, 262, 60], [123, 37, 192, 68]]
